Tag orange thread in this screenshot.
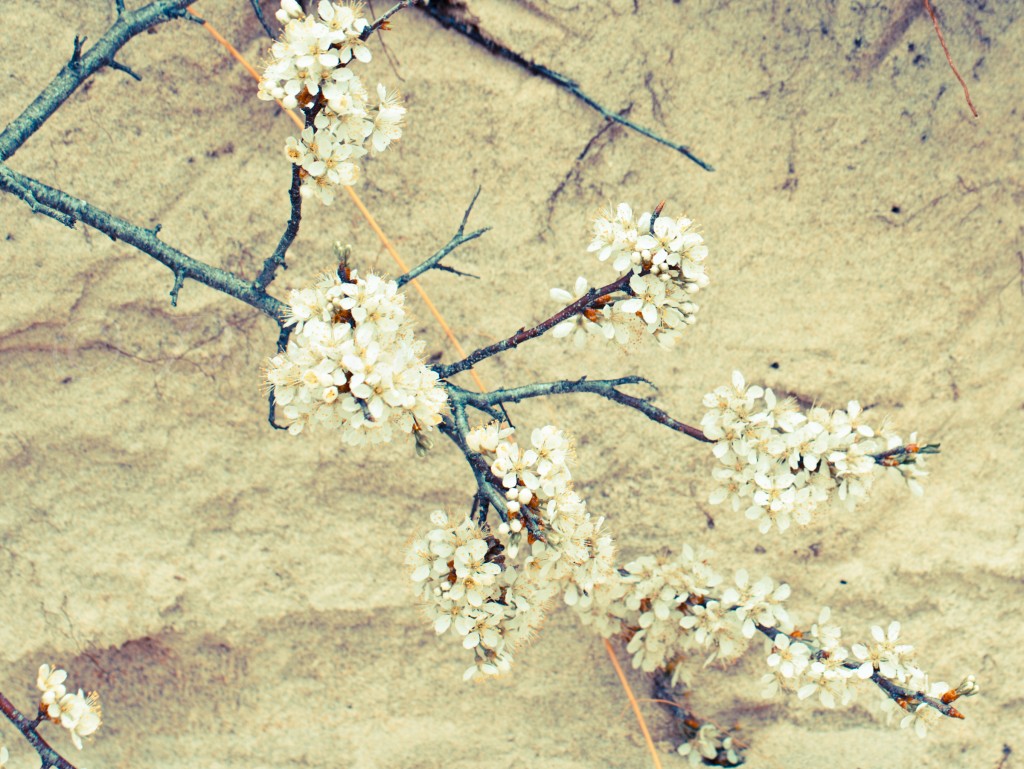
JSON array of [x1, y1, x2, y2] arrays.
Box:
[[604, 639, 664, 769], [922, 0, 979, 117]]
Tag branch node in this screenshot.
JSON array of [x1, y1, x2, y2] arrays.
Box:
[[107, 58, 142, 81], [171, 9, 205, 25], [70, 36, 86, 69]]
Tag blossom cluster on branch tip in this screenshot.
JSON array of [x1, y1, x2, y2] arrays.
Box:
[[551, 202, 709, 349], [265, 268, 446, 441], [575, 557, 975, 738], [258, 1, 405, 204], [37, 664, 102, 750], [407, 423, 617, 679], [760, 614, 978, 737], [702, 371, 934, 533]]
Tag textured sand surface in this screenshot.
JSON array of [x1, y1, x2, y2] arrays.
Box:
[[1, 1, 1022, 768]]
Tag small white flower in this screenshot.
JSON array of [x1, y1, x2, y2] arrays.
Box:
[[550, 277, 602, 347], [900, 701, 940, 738], [56, 688, 102, 750]]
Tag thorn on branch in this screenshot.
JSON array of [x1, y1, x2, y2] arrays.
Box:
[[115, 0, 125, 16], [70, 36, 86, 70], [433, 263, 480, 280], [169, 270, 185, 307], [107, 58, 142, 81], [147, 223, 162, 238]]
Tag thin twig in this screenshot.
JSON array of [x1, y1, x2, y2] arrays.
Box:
[[0, 163, 286, 321], [651, 670, 746, 765], [249, 0, 276, 39], [434, 272, 632, 378], [360, 0, 413, 41], [438, 413, 509, 517], [0, 0, 196, 162], [923, 0, 978, 118], [396, 186, 489, 287], [419, 2, 714, 172], [255, 163, 304, 291]]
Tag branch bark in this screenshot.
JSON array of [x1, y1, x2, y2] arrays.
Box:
[[0, 0, 198, 162]]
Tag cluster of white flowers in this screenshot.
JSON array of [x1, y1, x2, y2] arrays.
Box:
[[551, 203, 709, 349], [702, 371, 932, 533], [407, 423, 617, 679], [265, 269, 446, 442], [258, 1, 405, 203], [760, 613, 977, 737], [406, 510, 551, 680], [405, 419, 966, 737], [676, 722, 742, 767], [572, 555, 791, 685], [37, 664, 101, 750]]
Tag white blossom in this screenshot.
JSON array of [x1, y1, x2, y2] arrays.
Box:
[[703, 371, 932, 533], [265, 269, 446, 441], [37, 663, 68, 718], [557, 202, 709, 349], [258, 2, 403, 204]]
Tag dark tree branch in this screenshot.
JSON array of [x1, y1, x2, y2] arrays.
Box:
[[249, 0, 276, 39], [453, 377, 711, 443], [255, 164, 304, 291], [419, 2, 714, 172], [0, 0, 196, 162], [0, 165, 76, 227], [434, 271, 632, 378], [0, 691, 78, 769], [0, 163, 286, 321], [396, 186, 489, 288]]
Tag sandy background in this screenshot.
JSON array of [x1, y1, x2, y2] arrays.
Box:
[[1, 0, 1022, 767]]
